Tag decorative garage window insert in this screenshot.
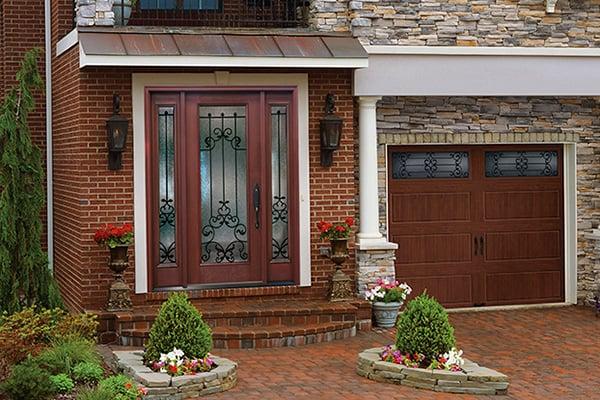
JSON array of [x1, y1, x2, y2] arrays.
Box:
[[158, 106, 176, 264], [271, 105, 289, 262], [485, 151, 559, 177], [391, 152, 469, 179], [199, 107, 249, 264]]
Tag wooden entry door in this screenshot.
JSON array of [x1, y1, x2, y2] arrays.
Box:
[[148, 89, 298, 289], [388, 145, 564, 307]]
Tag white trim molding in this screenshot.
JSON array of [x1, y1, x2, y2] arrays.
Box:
[[81, 51, 368, 69], [56, 29, 78, 57], [364, 46, 600, 57], [355, 49, 600, 96], [132, 73, 311, 294], [564, 143, 577, 304]]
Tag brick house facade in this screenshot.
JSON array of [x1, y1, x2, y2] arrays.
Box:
[[2, 0, 599, 346]]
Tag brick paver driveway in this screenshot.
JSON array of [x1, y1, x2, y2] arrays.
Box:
[[210, 306, 599, 400]]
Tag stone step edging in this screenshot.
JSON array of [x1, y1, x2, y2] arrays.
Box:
[[113, 350, 237, 399], [356, 347, 509, 396]]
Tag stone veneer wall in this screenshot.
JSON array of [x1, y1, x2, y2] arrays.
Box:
[[76, 0, 114, 26], [376, 96, 600, 304], [350, 0, 600, 46]]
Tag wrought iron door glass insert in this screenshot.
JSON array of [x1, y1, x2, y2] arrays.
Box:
[[140, 0, 219, 10], [391, 152, 469, 179], [271, 106, 289, 262], [199, 106, 248, 264], [485, 151, 559, 177], [158, 106, 176, 264]]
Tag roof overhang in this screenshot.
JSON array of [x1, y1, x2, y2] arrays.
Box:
[[355, 46, 600, 96], [76, 31, 368, 69]]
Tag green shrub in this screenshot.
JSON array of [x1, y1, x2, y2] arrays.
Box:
[[0, 307, 98, 380], [72, 361, 104, 384], [97, 375, 144, 400], [77, 386, 115, 400], [50, 373, 74, 394], [144, 293, 212, 362], [35, 337, 101, 375], [0, 359, 54, 400], [395, 293, 456, 362]]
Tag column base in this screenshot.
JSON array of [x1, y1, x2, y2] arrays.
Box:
[[355, 240, 398, 297]]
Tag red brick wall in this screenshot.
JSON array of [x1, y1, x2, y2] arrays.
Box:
[[50, 55, 356, 310], [1, 0, 48, 243]]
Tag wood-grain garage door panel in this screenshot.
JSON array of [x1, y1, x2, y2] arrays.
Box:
[[485, 191, 560, 220], [485, 231, 560, 261], [391, 193, 471, 223], [486, 271, 562, 303], [403, 275, 472, 306], [388, 145, 564, 308], [394, 233, 472, 264]]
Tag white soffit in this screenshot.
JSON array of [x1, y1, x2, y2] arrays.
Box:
[[355, 46, 600, 96]]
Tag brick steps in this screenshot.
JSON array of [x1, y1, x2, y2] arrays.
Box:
[[96, 299, 371, 349], [120, 321, 356, 349]]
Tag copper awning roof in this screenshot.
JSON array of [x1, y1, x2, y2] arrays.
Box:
[[77, 31, 368, 68]]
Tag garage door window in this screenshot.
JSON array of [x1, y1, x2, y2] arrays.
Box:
[[485, 151, 559, 177], [391, 152, 469, 179]]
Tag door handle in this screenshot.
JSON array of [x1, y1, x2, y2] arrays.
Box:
[[474, 237, 478, 256], [479, 236, 484, 257], [253, 184, 261, 229]]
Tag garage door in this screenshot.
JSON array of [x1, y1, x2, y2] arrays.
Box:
[[388, 145, 564, 308]]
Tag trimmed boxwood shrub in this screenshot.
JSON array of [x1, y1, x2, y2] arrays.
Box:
[[144, 293, 212, 362], [395, 293, 456, 362]]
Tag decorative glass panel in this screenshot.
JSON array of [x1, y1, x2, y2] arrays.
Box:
[[199, 106, 248, 264], [391, 152, 469, 179], [271, 106, 289, 262], [140, 0, 219, 10], [485, 151, 559, 177], [158, 107, 176, 264]]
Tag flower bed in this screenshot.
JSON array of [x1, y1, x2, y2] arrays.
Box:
[[357, 347, 509, 395], [113, 350, 237, 399]]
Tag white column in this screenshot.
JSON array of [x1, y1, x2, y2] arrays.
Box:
[[356, 96, 396, 250]]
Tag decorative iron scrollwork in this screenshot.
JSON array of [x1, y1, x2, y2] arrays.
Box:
[[271, 107, 290, 262], [158, 107, 176, 264], [200, 109, 248, 264], [392, 151, 469, 179], [485, 151, 558, 177]]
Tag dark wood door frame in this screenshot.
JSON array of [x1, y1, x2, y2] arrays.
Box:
[[145, 87, 299, 290]]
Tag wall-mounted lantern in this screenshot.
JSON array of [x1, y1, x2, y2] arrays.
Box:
[[106, 94, 129, 170], [320, 93, 343, 167]]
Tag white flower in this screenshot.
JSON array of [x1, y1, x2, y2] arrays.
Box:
[[173, 348, 185, 358], [442, 347, 464, 368], [159, 353, 168, 363]]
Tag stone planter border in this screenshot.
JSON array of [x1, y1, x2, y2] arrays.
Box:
[[113, 350, 237, 399], [357, 347, 509, 395]]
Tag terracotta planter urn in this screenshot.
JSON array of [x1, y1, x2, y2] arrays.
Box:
[[106, 244, 133, 312], [372, 302, 402, 328]]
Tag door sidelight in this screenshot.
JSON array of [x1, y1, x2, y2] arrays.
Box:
[[253, 184, 261, 229]]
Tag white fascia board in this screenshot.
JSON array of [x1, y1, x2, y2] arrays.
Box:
[[355, 52, 600, 96], [56, 29, 78, 57], [80, 51, 368, 69], [365, 45, 600, 57]]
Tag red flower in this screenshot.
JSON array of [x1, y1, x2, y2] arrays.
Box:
[[335, 225, 346, 233], [168, 364, 178, 374], [345, 217, 354, 226], [124, 382, 132, 390]]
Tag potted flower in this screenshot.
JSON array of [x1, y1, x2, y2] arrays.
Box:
[[94, 223, 134, 270], [113, 0, 137, 26], [317, 217, 354, 265], [94, 223, 134, 311], [365, 278, 412, 328]]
